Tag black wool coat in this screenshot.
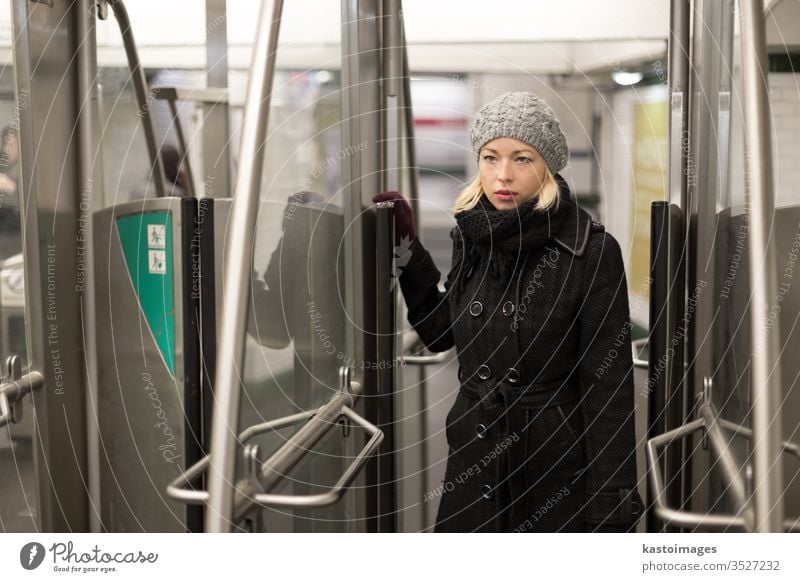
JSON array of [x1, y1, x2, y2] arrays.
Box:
[[399, 189, 643, 533]]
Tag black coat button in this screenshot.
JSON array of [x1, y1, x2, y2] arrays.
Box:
[[506, 368, 520, 384], [502, 301, 515, 316], [477, 364, 491, 380], [481, 484, 493, 500], [469, 301, 483, 316], [476, 423, 487, 439]]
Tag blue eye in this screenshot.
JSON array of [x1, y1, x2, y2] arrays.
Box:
[[483, 155, 496, 162]]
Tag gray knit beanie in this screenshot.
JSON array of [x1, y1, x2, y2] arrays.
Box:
[[469, 92, 569, 174]]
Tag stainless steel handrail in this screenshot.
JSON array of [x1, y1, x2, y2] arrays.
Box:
[[166, 409, 316, 506], [632, 338, 648, 370], [0, 370, 45, 428], [236, 405, 382, 511], [104, 0, 166, 197], [402, 351, 451, 366], [231, 383, 382, 517], [401, 329, 422, 354], [204, 0, 284, 533], [668, 0, 690, 209], [700, 406, 753, 530], [166, 383, 383, 517], [740, 0, 785, 532], [399, 329, 452, 365], [646, 404, 800, 532]]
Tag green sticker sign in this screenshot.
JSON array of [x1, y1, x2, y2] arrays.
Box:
[[116, 211, 176, 375]]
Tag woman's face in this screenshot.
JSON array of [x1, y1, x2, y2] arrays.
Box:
[[479, 137, 548, 211]]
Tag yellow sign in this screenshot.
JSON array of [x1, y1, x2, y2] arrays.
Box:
[[630, 100, 668, 323]]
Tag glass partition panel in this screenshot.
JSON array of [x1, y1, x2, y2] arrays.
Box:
[[234, 0, 352, 532], [700, 0, 799, 526], [0, 0, 35, 533]]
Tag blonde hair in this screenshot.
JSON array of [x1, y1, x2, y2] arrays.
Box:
[[452, 164, 561, 214]]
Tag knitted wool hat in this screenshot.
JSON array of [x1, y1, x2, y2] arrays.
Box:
[[469, 92, 569, 174]]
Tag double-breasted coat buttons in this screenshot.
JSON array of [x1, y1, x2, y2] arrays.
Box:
[[502, 301, 515, 316], [475, 423, 487, 439], [481, 484, 493, 500], [477, 364, 491, 380], [505, 367, 520, 384], [469, 301, 483, 316]]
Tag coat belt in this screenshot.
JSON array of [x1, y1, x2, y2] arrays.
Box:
[[458, 371, 580, 409], [458, 369, 581, 529]]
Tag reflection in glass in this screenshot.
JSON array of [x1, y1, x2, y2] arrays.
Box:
[[0, 0, 35, 531]]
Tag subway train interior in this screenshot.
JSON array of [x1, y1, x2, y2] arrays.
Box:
[[0, 0, 798, 534]]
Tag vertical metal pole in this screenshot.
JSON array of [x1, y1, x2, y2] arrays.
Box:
[[77, 0, 102, 533], [375, 201, 397, 532], [686, 0, 729, 526], [380, 0, 402, 531], [204, 0, 231, 197], [342, 0, 383, 532], [668, 0, 690, 210], [384, 0, 401, 192], [400, 27, 419, 215], [399, 21, 427, 528], [661, 0, 691, 533], [739, 0, 784, 533], [205, 0, 283, 533]]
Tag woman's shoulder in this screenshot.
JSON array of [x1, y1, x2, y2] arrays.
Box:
[[582, 221, 627, 280], [585, 218, 621, 250]]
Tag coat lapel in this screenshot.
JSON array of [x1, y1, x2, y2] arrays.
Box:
[[552, 174, 593, 257]]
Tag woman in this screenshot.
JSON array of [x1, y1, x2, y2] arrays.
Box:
[[374, 92, 642, 532]]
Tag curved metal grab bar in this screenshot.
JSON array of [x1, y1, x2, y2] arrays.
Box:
[[0, 356, 44, 429], [401, 351, 451, 366], [0, 372, 45, 428], [165, 408, 316, 506], [166, 387, 383, 516], [646, 404, 800, 532], [400, 330, 452, 365], [239, 406, 382, 509], [104, 0, 166, 197]]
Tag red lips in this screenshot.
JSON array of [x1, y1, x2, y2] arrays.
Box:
[[494, 189, 517, 200]]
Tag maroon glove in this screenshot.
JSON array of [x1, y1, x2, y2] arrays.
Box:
[[372, 191, 417, 244]]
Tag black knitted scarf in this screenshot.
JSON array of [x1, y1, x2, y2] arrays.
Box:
[[453, 187, 572, 290]]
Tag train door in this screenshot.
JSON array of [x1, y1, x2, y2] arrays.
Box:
[[0, 0, 37, 533], [647, 0, 800, 532], [0, 0, 411, 533], [166, 0, 417, 532]]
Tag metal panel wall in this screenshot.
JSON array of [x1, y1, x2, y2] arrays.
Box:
[[12, 0, 91, 531]]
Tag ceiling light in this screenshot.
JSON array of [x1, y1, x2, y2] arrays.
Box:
[[612, 70, 644, 86]]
